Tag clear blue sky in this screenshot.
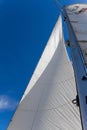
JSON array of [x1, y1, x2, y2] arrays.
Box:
[[0, 0, 86, 129]]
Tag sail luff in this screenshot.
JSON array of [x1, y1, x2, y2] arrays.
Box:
[[65, 4, 87, 130], [21, 15, 62, 101]]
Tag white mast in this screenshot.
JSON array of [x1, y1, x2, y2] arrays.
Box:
[[7, 15, 81, 130], [65, 4, 87, 130]]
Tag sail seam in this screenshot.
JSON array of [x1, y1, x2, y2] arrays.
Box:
[[16, 101, 74, 112]]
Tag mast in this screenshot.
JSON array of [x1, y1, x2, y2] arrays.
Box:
[[64, 4, 87, 130]]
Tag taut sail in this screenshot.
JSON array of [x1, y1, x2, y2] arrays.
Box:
[[7, 15, 81, 130]]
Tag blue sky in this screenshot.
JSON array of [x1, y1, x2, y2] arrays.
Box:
[[0, 0, 86, 129]]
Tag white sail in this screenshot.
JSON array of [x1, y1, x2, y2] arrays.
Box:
[[7, 15, 81, 130]]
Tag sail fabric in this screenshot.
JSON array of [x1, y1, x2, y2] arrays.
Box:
[[21, 13, 61, 101], [65, 4, 87, 67], [8, 15, 81, 130]]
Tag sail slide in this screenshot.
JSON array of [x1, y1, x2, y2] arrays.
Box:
[[65, 4, 87, 130], [8, 15, 81, 130]]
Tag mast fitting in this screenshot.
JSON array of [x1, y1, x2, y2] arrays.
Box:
[[72, 95, 79, 107], [82, 75, 87, 80]]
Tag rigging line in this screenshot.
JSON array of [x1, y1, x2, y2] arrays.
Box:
[[59, 0, 71, 5], [61, 0, 72, 5], [54, 0, 65, 16], [54, 0, 62, 11], [58, 0, 63, 5], [56, 0, 63, 7], [63, 0, 72, 2]]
